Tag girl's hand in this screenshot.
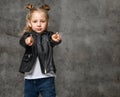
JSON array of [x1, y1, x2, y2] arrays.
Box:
[[51, 32, 61, 42], [25, 35, 34, 46]]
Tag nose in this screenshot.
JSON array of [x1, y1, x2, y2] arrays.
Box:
[[37, 22, 41, 26]]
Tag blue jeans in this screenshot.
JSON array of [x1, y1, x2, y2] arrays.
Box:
[[24, 77, 56, 97]]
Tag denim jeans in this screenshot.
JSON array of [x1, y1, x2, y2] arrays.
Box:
[[24, 77, 56, 97]]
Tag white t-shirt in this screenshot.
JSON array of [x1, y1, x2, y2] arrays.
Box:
[[24, 57, 55, 79]]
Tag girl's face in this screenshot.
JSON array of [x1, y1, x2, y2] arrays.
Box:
[[28, 11, 48, 33]]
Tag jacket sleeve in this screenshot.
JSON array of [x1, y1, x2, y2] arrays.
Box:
[[48, 31, 62, 47], [19, 32, 31, 48]]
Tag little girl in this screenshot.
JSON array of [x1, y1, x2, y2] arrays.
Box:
[[19, 4, 61, 97]]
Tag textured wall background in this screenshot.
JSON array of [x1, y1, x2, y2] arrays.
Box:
[[0, 0, 120, 97]]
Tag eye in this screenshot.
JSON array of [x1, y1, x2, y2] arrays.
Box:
[[41, 20, 45, 23], [32, 20, 37, 23]]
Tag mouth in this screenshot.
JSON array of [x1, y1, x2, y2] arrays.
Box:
[[36, 28, 42, 31]]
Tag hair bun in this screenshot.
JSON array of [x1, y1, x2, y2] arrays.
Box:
[[41, 4, 50, 11], [25, 3, 34, 10]]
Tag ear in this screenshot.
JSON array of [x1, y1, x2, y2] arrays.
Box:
[[47, 21, 49, 27], [27, 20, 31, 27], [28, 22, 32, 27]]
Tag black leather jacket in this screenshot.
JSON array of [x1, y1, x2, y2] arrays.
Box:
[[19, 31, 61, 74]]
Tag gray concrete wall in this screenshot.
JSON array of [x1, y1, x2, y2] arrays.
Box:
[[0, 0, 120, 97]]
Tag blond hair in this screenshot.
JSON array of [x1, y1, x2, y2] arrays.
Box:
[[21, 4, 50, 35]]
